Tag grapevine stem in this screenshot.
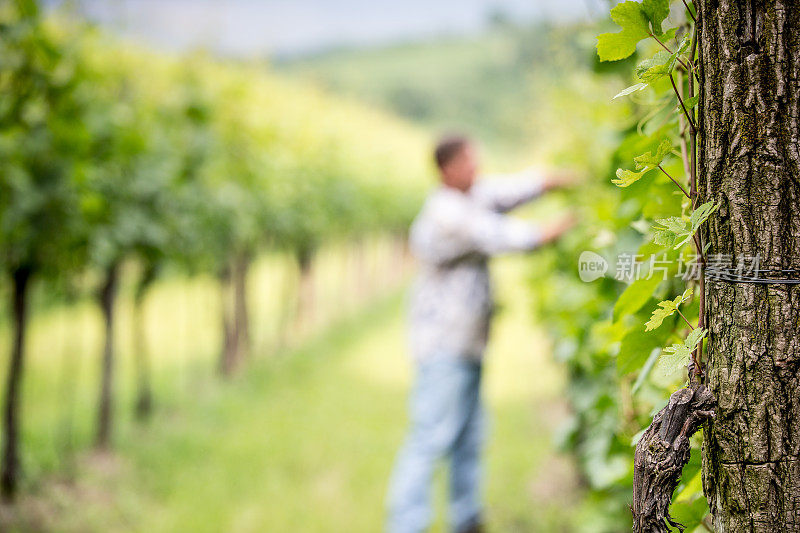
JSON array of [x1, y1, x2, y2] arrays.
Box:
[[690, 14, 700, 80], [658, 165, 691, 199], [670, 74, 696, 133], [681, 0, 697, 23], [649, 33, 690, 71], [676, 71, 692, 178], [692, 233, 703, 261], [675, 307, 695, 330], [686, 15, 704, 384]]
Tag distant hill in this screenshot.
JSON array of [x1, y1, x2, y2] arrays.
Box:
[[276, 22, 603, 158]]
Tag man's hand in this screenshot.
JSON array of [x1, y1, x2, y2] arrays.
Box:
[[542, 170, 580, 191], [539, 213, 578, 244]]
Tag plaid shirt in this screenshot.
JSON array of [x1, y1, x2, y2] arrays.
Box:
[[408, 171, 545, 361]]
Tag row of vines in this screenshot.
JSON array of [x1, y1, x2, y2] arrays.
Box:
[[0, 0, 429, 499]]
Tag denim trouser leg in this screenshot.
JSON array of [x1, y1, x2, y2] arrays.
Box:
[[386, 355, 484, 533], [449, 394, 484, 532]]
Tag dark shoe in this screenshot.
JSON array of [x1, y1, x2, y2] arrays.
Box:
[[457, 523, 484, 533]]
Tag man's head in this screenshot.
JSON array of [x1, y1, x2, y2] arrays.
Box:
[[434, 135, 479, 192]]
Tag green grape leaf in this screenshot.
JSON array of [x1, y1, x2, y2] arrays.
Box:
[[635, 51, 675, 83], [655, 216, 687, 233], [617, 317, 675, 376], [611, 139, 672, 187], [676, 469, 704, 502], [612, 168, 649, 187], [660, 27, 678, 43], [653, 229, 677, 247], [613, 274, 663, 320], [676, 33, 692, 55], [656, 327, 706, 376], [680, 95, 699, 111], [633, 139, 672, 171], [631, 346, 661, 394], [669, 499, 709, 532], [652, 202, 717, 250], [612, 139, 671, 188], [689, 200, 719, 230], [642, 0, 671, 34], [687, 327, 707, 351], [613, 82, 648, 100], [652, 216, 691, 249], [670, 470, 709, 531], [645, 288, 692, 331], [597, 1, 651, 61], [634, 35, 691, 84]]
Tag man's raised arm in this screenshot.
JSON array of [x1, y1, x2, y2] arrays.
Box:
[[410, 199, 575, 266], [472, 168, 576, 213]]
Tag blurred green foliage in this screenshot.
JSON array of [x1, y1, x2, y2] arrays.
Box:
[[0, 0, 434, 501], [0, 0, 431, 289], [527, 1, 709, 530]]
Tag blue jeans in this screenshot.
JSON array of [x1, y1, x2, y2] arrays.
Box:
[[386, 355, 485, 533]]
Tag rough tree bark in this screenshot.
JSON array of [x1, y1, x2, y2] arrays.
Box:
[[96, 263, 119, 448], [698, 0, 800, 530], [1, 267, 31, 500]]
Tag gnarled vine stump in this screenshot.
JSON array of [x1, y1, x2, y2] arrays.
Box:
[[632, 384, 715, 532]]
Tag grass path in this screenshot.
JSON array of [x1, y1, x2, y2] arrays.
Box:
[[5, 257, 579, 532]]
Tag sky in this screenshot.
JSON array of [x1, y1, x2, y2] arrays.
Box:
[[53, 0, 609, 57]]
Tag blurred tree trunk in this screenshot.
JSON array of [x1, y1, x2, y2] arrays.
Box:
[[132, 269, 154, 420], [352, 238, 369, 304], [96, 263, 119, 448], [1, 267, 31, 500], [232, 251, 251, 360], [219, 264, 237, 376], [273, 255, 296, 351], [219, 252, 250, 375], [698, 1, 800, 529], [292, 247, 315, 339]]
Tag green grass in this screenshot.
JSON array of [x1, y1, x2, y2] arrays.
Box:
[[1, 255, 580, 532]]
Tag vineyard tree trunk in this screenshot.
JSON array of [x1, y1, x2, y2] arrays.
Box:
[[233, 251, 251, 360], [96, 263, 119, 448], [274, 257, 296, 350], [219, 263, 237, 376], [133, 283, 152, 420], [352, 238, 369, 304], [1, 267, 31, 500], [292, 246, 316, 339], [698, 1, 800, 530], [219, 252, 250, 376]]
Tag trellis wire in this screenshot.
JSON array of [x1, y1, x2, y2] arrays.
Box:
[[705, 268, 800, 285]]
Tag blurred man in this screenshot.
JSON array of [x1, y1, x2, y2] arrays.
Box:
[[386, 135, 575, 533]]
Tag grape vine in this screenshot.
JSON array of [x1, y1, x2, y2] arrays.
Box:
[[597, 0, 716, 530]]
